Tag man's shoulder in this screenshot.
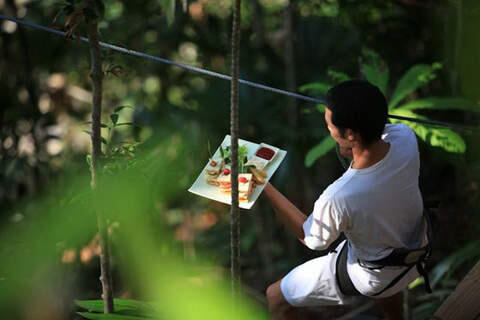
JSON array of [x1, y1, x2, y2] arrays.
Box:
[[383, 123, 416, 141], [320, 172, 356, 203]]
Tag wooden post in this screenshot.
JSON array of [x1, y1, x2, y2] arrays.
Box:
[[432, 259, 480, 319]]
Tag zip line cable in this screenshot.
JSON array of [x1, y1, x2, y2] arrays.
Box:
[[1, 15, 478, 132]]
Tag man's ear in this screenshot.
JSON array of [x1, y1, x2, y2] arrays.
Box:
[[345, 129, 356, 142]]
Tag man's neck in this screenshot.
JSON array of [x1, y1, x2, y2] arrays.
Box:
[[351, 139, 390, 169]]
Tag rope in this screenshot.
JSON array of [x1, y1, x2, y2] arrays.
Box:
[[1, 15, 478, 132], [229, 0, 241, 299]]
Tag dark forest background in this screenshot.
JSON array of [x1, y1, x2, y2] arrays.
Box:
[[1, 0, 480, 319]]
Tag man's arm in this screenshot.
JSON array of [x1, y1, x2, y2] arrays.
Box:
[[263, 182, 307, 243]]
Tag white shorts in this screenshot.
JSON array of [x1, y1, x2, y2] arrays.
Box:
[[280, 241, 356, 306]]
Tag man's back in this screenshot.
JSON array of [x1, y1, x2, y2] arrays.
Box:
[[328, 123, 424, 261]]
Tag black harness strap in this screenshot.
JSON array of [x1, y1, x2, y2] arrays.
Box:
[[335, 242, 361, 296]]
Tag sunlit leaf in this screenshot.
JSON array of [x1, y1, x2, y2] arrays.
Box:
[[305, 136, 335, 167], [389, 64, 441, 110], [408, 276, 424, 290], [398, 97, 479, 112], [389, 109, 466, 153]]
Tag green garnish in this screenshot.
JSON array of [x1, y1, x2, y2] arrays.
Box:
[[222, 144, 249, 173]]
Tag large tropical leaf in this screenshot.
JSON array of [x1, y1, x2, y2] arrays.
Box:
[[389, 109, 466, 153], [388, 63, 441, 110], [305, 136, 336, 167], [398, 97, 479, 112]]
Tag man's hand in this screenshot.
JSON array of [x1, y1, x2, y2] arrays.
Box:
[[338, 146, 353, 158]]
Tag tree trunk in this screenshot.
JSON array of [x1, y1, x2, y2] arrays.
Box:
[[229, 0, 242, 300], [84, 0, 114, 313]]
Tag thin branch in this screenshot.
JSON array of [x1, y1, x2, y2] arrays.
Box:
[[84, 0, 114, 313]]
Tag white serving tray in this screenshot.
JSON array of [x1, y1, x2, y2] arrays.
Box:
[[188, 135, 287, 209]]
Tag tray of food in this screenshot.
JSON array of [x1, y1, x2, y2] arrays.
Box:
[[188, 135, 287, 209]]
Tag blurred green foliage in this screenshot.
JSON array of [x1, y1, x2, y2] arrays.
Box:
[[1, 0, 480, 319]]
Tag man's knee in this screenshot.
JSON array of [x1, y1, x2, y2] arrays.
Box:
[[266, 281, 288, 310], [266, 282, 279, 306]]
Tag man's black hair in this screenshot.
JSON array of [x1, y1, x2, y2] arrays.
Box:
[[326, 79, 388, 146]]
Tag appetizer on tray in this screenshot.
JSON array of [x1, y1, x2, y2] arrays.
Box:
[[188, 135, 287, 209], [203, 143, 277, 203]]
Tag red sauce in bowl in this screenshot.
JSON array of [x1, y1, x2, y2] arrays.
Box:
[[256, 147, 275, 160]]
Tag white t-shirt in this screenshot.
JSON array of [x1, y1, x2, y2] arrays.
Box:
[[302, 123, 425, 296]]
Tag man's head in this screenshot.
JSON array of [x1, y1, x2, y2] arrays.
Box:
[[324, 79, 387, 147]]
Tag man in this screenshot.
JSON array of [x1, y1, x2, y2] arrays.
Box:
[[263, 80, 427, 319]]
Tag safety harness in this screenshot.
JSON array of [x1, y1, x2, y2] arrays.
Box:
[[335, 207, 434, 297]]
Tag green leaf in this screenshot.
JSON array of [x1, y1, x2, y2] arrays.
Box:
[[390, 109, 466, 153], [398, 97, 479, 112], [86, 154, 92, 167], [83, 130, 107, 144], [389, 64, 441, 110], [116, 122, 138, 127], [305, 136, 336, 167], [316, 104, 326, 113], [159, 0, 176, 25], [110, 114, 119, 126], [77, 312, 151, 320], [298, 82, 331, 95], [114, 106, 133, 113], [327, 69, 350, 83], [408, 276, 424, 290], [362, 63, 389, 95], [360, 48, 389, 95], [76, 299, 157, 317]]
